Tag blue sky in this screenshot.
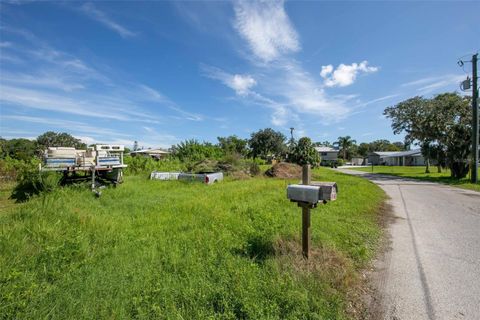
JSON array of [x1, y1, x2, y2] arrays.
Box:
[[0, 1, 478, 149]]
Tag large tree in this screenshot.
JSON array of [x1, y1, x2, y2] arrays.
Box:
[[384, 96, 434, 172], [248, 128, 286, 160], [428, 93, 471, 178], [334, 136, 356, 160], [217, 135, 248, 156], [36, 131, 86, 152], [384, 93, 471, 178], [313, 140, 332, 147], [288, 137, 320, 166], [357, 140, 404, 157]]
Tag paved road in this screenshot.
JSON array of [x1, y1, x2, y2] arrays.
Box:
[[336, 169, 480, 320]]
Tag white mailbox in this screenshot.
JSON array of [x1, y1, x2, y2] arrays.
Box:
[[287, 182, 337, 205]]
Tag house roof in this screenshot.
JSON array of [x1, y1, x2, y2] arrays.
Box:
[[130, 148, 170, 154], [370, 149, 422, 157], [371, 151, 398, 156], [314, 146, 338, 152]]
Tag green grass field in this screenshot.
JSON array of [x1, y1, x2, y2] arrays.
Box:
[[350, 166, 480, 192], [0, 168, 385, 319]]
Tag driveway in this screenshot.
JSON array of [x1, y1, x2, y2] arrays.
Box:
[[336, 169, 480, 320]]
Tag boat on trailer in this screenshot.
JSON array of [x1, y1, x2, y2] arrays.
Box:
[[40, 144, 127, 192]]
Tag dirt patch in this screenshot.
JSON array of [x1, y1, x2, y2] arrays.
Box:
[[272, 200, 397, 319], [273, 237, 367, 318], [358, 200, 397, 320], [264, 162, 302, 179]]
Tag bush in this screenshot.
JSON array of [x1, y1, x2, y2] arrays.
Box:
[[248, 162, 261, 176], [0, 156, 41, 182], [287, 137, 320, 167], [124, 156, 186, 175], [171, 139, 224, 162], [10, 171, 60, 202]]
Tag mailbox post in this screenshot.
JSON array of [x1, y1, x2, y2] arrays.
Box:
[[301, 165, 311, 258], [286, 164, 337, 259]]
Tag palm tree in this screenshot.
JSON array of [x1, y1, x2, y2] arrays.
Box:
[[334, 136, 356, 160]]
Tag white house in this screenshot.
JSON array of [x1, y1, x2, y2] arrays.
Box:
[[315, 146, 339, 163], [368, 149, 426, 166], [130, 148, 170, 160]]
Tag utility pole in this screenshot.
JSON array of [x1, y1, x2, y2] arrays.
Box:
[[472, 53, 478, 183]]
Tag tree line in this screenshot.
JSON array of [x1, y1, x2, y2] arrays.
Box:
[[0, 132, 87, 161], [384, 92, 472, 178], [1, 129, 405, 168], [2, 90, 472, 179]]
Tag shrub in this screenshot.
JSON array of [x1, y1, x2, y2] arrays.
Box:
[[287, 137, 320, 167], [0, 156, 41, 182], [123, 156, 186, 175], [248, 162, 261, 176], [171, 139, 224, 162], [10, 171, 60, 202]]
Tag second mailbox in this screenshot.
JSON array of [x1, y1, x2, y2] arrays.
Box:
[[287, 182, 338, 204]]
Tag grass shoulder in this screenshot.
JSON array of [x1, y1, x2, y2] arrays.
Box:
[[348, 166, 480, 192], [0, 167, 386, 319]]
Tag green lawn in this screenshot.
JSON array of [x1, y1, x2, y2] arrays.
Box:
[[0, 168, 385, 319], [350, 166, 480, 192]]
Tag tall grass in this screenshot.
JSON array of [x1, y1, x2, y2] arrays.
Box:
[[0, 168, 385, 319]]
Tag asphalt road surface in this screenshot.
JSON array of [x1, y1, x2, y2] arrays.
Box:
[[337, 169, 480, 320]]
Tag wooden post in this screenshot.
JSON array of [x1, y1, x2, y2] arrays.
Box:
[[302, 164, 311, 185], [302, 206, 311, 259], [302, 164, 311, 258]]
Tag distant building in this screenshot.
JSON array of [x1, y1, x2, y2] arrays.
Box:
[[351, 157, 367, 166], [130, 148, 170, 160], [315, 146, 339, 164], [368, 149, 426, 166]]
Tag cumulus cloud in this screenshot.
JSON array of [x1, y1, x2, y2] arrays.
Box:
[[201, 1, 379, 127], [320, 65, 333, 78], [229, 74, 257, 95], [234, 0, 300, 62], [320, 61, 378, 87]]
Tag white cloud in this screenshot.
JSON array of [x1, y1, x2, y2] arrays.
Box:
[[201, 65, 256, 96], [233, 0, 299, 62], [320, 61, 378, 87], [140, 126, 180, 148], [230, 74, 257, 96], [80, 3, 136, 38], [74, 135, 96, 145], [0, 28, 204, 123], [205, 2, 379, 126], [271, 106, 288, 126], [0, 85, 156, 122], [2, 115, 132, 138], [1, 71, 85, 92], [401, 74, 465, 94], [138, 84, 204, 121], [320, 65, 333, 78], [227, 1, 356, 125]]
